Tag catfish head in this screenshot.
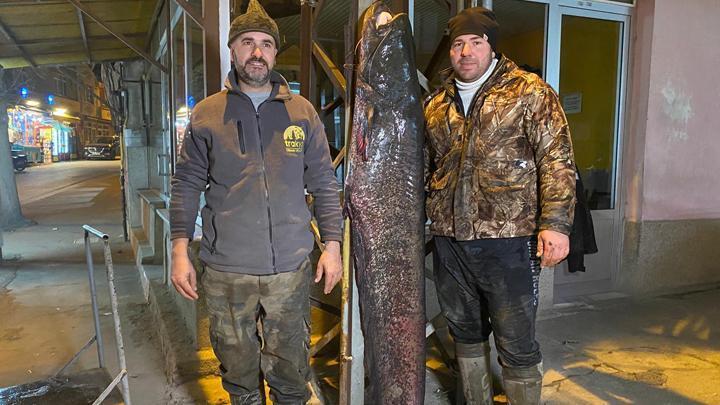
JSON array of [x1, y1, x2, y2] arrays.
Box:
[[357, 1, 417, 99]]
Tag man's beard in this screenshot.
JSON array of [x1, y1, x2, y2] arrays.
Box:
[[237, 56, 270, 87]]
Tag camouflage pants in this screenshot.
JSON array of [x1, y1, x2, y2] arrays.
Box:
[[202, 259, 312, 404]]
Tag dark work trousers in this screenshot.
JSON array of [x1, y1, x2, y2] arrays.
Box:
[[433, 236, 542, 368], [202, 259, 312, 404]]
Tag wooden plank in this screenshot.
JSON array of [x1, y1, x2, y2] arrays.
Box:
[[339, 0, 363, 402], [312, 41, 346, 96], [310, 324, 341, 357], [322, 96, 343, 114], [332, 145, 345, 170], [175, 0, 205, 28], [310, 218, 324, 252]]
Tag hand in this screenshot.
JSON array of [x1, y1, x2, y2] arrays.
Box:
[[171, 238, 199, 300], [315, 241, 342, 294], [536, 230, 570, 268]]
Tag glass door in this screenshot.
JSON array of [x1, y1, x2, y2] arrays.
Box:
[[494, 0, 548, 79], [551, 6, 629, 299]]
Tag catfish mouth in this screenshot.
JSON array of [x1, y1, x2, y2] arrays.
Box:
[[360, 6, 408, 87]]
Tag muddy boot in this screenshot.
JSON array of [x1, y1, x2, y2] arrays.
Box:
[[456, 341, 494, 405], [230, 390, 263, 405], [502, 362, 543, 405]]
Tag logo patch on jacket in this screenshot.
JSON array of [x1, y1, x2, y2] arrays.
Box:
[[283, 125, 305, 154]]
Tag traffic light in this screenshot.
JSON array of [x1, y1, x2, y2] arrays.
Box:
[[20, 87, 28, 98]]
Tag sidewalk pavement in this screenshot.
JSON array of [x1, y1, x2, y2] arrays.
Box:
[[0, 223, 174, 404], [4, 223, 717, 404], [1, 161, 718, 404], [0, 160, 189, 404], [535, 286, 720, 404]]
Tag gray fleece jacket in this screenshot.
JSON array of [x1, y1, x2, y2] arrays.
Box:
[[170, 69, 342, 274]]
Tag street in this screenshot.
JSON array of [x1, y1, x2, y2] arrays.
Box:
[[14, 160, 123, 226]]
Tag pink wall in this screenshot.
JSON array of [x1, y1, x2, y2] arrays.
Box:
[[623, 0, 654, 223], [640, 0, 720, 221]]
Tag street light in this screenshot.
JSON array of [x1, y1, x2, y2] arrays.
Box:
[[26, 100, 40, 107]]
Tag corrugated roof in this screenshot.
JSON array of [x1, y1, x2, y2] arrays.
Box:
[[0, 0, 546, 71], [0, 0, 157, 69]]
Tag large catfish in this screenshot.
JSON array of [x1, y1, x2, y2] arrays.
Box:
[[344, 1, 426, 403]]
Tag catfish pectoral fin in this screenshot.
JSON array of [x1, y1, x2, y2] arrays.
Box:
[[356, 106, 374, 161]]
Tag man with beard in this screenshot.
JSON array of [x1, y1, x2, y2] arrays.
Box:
[[424, 7, 575, 405], [169, 0, 342, 403]]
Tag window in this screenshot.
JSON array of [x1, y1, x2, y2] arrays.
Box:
[[86, 88, 96, 104], [56, 78, 66, 96]]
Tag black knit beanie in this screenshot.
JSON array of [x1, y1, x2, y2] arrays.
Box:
[[228, 0, 280, 47], [448, 7, 499, 51]]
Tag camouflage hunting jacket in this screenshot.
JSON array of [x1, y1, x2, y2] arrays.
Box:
[[424, 56, 576, 240]]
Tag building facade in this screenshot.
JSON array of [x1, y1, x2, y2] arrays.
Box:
[[6, 66, 115, 164], [121, 0, 720, 310]]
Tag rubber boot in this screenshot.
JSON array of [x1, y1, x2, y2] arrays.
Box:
[[230, 390, 263, 405], [456, 341, 494, 405], [502, 362, 543, 405]]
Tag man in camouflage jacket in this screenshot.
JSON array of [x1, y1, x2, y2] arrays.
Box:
[[424, 7, 575, 405]]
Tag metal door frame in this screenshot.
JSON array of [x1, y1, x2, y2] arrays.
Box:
[[545, 2, 631, 284]]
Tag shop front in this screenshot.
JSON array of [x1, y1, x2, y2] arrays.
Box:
[[7, 105, 77, 164], [7, 106, 44, 163]]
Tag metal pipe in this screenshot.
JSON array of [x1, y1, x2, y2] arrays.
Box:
[[218, 0, 232, 87], [84, 229, 105, 369], [468, 0, 492, 8], [66, 0, 167, 73], [92, 369, 128, 405], [54, 335, 97, 377], [83, 224, 110, 240], [0, 19, 37, 67], [103, 239, 132, 405], [168, 0, 177, 173]]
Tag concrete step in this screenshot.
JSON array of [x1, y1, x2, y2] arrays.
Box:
[[146, 279, 219, 387], [129, 226, 157, 265]]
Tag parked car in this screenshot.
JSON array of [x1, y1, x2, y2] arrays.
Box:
[[83, 137, 119, 160], [11, 144, 27, 172]]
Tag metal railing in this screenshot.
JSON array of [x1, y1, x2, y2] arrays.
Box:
[[54, 225, 132, 405]]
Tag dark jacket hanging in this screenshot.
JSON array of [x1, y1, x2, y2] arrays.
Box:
[[567, 170, 598, 272]]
